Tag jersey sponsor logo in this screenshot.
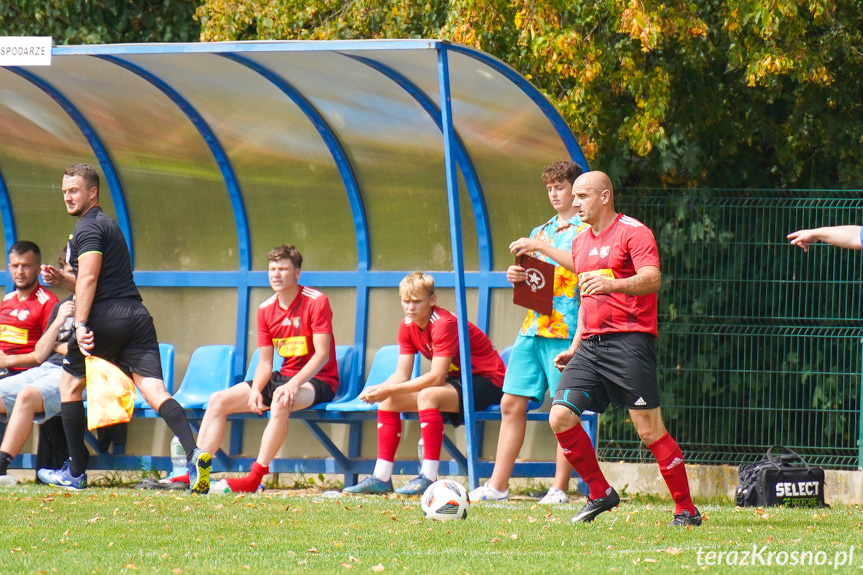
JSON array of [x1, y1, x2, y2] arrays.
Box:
[[634, 396, 647, 406], [589, 247, 598, 256], [273, 336, 308, 358], [0, 323, 28, 345]]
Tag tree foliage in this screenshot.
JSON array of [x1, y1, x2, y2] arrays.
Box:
[[0, 0, 200, 45], [195, 0, 863, 189]]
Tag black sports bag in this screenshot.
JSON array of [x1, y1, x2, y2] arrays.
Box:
[[736, 446, 827, 508]]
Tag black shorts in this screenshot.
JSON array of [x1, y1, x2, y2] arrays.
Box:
[[245, 373, 335, 408], [553, 332, 660, 415], [443, 375, 504, 427], [64, 298, 162, 380]]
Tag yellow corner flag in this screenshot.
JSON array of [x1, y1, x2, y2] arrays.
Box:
[[85, 356, 136, 431]]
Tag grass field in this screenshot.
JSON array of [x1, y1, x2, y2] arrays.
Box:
[[0, 483, 860, 574]]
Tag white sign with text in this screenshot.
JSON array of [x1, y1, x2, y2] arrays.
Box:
[[0, 37, 52, 66]]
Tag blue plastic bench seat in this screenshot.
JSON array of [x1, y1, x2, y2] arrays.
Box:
[[172, 345, 236, 412]]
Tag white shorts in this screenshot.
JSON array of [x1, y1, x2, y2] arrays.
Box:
[[0, 363, 63, 424]]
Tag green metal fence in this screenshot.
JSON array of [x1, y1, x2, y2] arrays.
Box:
[[598, 189, 863, 469]]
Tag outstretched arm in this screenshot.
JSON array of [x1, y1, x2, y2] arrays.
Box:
[[787, 226, 863, 252]]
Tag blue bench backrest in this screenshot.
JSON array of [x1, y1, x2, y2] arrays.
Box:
[[172, 345, 235, 409], [364, 345, 420, 388], [134, 342, 175, 408], [333, 345, 356, 402]]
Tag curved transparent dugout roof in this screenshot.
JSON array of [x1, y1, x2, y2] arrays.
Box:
[[0, 40, 586, 274], [0, 39, 587, 375]]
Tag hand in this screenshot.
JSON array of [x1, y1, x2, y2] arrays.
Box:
[[506, 264, 527, 284], [509, 237, 540, 257], [248, 389, 266, 415], [359, 383, 390, 404], [0, 350, 9, 369], [787, 229, 816, 252], [40, 264, 64, 286], [553, 348, 575, 372], [76, 325, 94, 356], [272, 382, 302, 409], [58, 300, 76, 320], [579, 273, 614, 296]]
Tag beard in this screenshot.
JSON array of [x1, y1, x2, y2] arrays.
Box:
[[15, 277, 38, 292]]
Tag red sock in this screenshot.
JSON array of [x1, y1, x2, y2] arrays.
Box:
[[418, 409, 444, 461], [648, 432, 696, 514], [377, 410, 402, 462], [225, 462, 269, 493], [170, 473, 190, 484], [555, 424, 611, 500]]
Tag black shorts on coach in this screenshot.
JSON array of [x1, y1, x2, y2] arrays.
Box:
[[553, 332, 660, 415]]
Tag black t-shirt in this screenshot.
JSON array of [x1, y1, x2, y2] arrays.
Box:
[[45, 295, 75, 366], [67, 206, 141, 303]]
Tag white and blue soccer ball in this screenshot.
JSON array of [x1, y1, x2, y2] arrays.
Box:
[[421, 479, 470, 521]]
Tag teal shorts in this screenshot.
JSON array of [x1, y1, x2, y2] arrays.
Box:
[[502, 334, 572, 403]]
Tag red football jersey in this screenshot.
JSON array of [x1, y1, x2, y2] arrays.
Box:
[[0, 286, 59, 371], [256, 286, 339, 392], [571, 213, 660, 337], [398, 306, 505, 388]]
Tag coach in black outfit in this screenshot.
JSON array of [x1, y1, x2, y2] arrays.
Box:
[[36, 163, 212, 493]]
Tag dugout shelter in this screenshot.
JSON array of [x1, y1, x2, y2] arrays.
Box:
[[0, 40, 589, 488]]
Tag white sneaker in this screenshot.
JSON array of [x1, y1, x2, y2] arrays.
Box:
[[469, 482, 509, 502], [538, 486, 568, 504], [0, 474, 18, 486]]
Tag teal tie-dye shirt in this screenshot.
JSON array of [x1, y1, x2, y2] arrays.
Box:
[[519, 214, 586, 339]]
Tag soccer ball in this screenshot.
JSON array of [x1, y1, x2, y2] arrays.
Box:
[[421, 479, 470, 521]]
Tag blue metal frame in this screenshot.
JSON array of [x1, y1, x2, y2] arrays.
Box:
[[3, 41, 590, 488], [0, 168, 16, 291], [218, 52, 372, 380], [52, 40, 447, 57], [7, 68, 133, 261], [438, 46, 481, 489], [96, 54, 253, 375], [343, 53, 495, 332]]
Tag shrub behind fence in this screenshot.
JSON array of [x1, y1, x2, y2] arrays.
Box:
[[601, 189, 862, 469]]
